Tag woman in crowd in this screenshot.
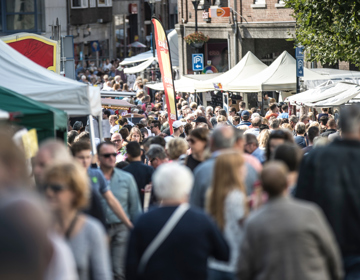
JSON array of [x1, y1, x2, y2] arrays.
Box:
[[185, 128, 210, 172], [266, 129, 294, 161], [166, 138, 188, 163], [43, 162, 111, 280], [127, 127, 143, 143], [206, 151, 247, 280]]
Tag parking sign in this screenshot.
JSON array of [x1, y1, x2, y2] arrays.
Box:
[[192, 54, 204, 71]]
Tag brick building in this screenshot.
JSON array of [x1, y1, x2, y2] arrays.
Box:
[[175, 0, 296, 75]]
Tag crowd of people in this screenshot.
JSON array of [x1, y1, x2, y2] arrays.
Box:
[[1, 88, 360, 280]]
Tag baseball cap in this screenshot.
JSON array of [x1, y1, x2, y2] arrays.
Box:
[[241, 110, 250, 118], [172, 120, 186, 129], [192, 116, 207, 124]]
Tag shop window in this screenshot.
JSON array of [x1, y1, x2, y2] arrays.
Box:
[[251, 0, 266, 8], [72, 0, 88, 9], [97, 0, 112, 7]]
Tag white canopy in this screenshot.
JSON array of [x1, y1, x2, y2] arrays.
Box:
[[285, 82, 360, 107], [227, 51, 325, 92], [194, 51, 268, 92], [0, 109, 9, 120], [124, 57, 156, 74], [120, 50, 155, 66], [0, 39, 101, 117]]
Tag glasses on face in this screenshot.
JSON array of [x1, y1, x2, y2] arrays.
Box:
[[112, 139, 122, 143], [100, 153, 117, 158], [43, 184, 66, 193]]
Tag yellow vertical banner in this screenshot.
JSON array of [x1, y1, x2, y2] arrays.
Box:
[[22, 129, 39, 159], [152, 18, 177, 134]]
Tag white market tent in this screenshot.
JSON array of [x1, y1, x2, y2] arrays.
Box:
[[0, 39, 101, 117], [194, 51, 268, 92], [124, 57, 156, 74], [285, 82, 360, 107], [226, 51, 325, 92], [146, 73, 222, 93], [120, 50, 156, 66]]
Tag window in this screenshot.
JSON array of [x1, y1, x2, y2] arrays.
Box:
[[72, 0, 88, 9], [251, 0, 266, 8], [90, 0, 96, 7], [275, 0, 286, 8], [2, 0, 44, 33], [97, 0, 112, 7]]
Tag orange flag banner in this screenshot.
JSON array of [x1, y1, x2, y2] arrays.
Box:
[[152, 17, 177, 134]]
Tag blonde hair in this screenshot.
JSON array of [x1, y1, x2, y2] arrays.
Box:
[[44, 162, 90, 209], [206, 151, 247, 231], [166, 138, 188, 160], [127, 127, 143, 142], [257, 129, 270, 149], [216, 115, 227, 123]]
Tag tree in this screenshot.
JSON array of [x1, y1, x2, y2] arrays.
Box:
[[285, 0, 360, 66]]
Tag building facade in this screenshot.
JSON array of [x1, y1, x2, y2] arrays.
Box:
[[176, 0, 296, 75]]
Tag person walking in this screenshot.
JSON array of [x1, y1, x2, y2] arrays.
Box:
[[206, 151, 247, 280], [238, 161, 343, 280], [185, 128, 210, 172], [125, 163, 229, 280]]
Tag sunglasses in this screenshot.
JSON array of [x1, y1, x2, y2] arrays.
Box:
[[112, 139, 122, 143], [100, 153, 117, 158], [43, 184, 66, 193]]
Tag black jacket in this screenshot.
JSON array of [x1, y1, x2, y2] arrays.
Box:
[[321, 129, 337, 138], [295, 139, 360, 256]]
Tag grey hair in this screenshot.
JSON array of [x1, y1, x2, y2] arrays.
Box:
[[39, 140, 72, 162], [211, 126, 235, 150], [153, 162, 194, 200], [339, 104, 360, 134], [111, 132, 123, 140], [146, 144, 167, 160], [289, 115, 299, 124], [295, 122, 306, 135], [270, 118, 281, 129], [198, 105, 205, 112], [234, 128, 244, 142], [206, 106, 213, 113]]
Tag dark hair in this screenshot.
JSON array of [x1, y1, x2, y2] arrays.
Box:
[[240, 101, 246, 109], [327, 118, 337, 128], [184, 123, 193, 136], [67, 130, 79, 145], [270, 103, 277, 111], [272, 143, 303, 172], [245, 133, 258, 146], [119, 127, 129, 141], [97, 142, 116, 155], [259, 124, 269, 131], [282, 105, 288, 111], [339, 104, 360, 134], [319, 115, 329, 126], [103, 110, 111, 118], [242, 114, 250, 121], [119, 118, 128, 126], [190, 127, 210, 142], [126, 141, 141, 157], [150, 136, 166, 148], [266, 129, 294, 161], [218, 109, 227, 117], [233, 116, 240, 124], [300, 114, 308, 122], [261, 161, 289, 197], [152, 120, 161, 129], [230, 107, 236, 113], [116, 161, 130, 169], [308, 126, 320, 143], [71, 141, 91, 156]]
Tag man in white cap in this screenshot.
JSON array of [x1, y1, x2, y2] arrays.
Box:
[[172, 120, 186, 138]]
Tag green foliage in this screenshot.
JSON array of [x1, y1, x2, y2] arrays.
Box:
[[285, 0, 360, 66]]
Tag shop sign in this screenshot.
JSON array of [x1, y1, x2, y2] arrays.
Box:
[[209, 7, 231, 18]]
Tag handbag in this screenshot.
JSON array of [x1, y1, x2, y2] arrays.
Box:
[[137, 203, 190, 274]]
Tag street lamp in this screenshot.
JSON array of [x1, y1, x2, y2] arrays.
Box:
[[149, 0, 156, 58], [192, 0, 200, 32]]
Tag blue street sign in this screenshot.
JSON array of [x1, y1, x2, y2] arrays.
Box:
[[296, 58, 304, 77], [192, 54, 204, 71], [296, 46, 304, 58]]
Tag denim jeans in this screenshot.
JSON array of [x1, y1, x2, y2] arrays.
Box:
[[108, 223, 129, 280], [207, 269, 235, 280], [344, 255, 360, 280]]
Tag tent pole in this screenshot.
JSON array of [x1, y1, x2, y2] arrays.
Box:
[[89, 115, 97, 155], [98, 113, 104, 142]]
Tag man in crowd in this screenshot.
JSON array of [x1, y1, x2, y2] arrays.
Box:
[[193, 116, 208, 128], [277, 104, 289, 119], [240, 111, 252, 126], [295, 104, 360, 279], [190, 126, 258, 208], [98, 142, 141, 280], [146, 144, 168, 169], [238, 101, 246, 117], [245, 116, 261, 136], [300, 114, 309, 125], [71, 141, 133, 229], [289, 115, 299, 135], [233, 116, 241, 127], [206, 106, 214, 116], [123, 141, 154, 208], [150, 120, 162, 136], [244, 134, 266, 164], [321, 119, 337, 138], [269, 118, 281, 131], [238, 162, 342, 280], [172, 121, 186, 138], [111, 133, 127, 162], [265, 103, 279, 119], [302, 126, 320, 154]]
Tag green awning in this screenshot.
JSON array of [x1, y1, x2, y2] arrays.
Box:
[[0, 86, 68, 142]]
